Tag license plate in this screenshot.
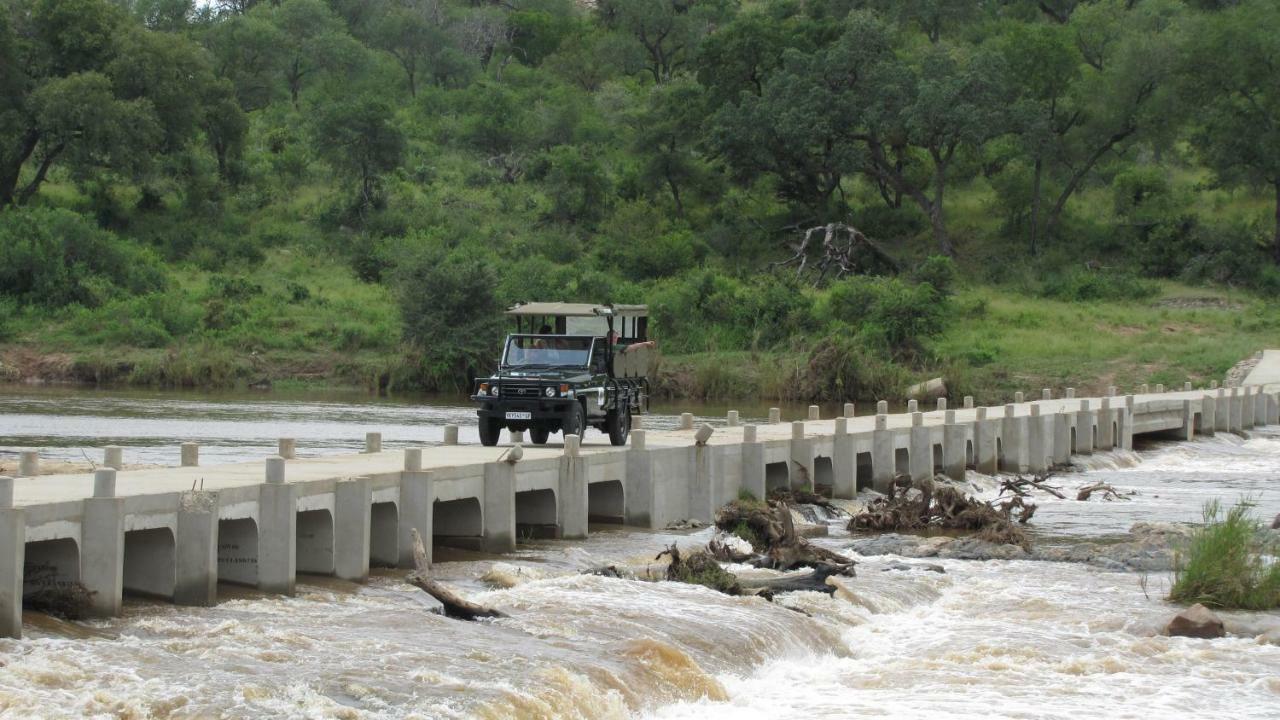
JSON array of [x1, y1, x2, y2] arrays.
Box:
[[505, 412, 532, 420]]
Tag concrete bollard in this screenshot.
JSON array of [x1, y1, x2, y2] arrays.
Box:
[[93, 468, 117, 498], [1211, 380, 1219, 390], [912, 412, 923, 427], [181, 442, 199, 467], [1065, 388, 1075, 399], [792, 421, 806, 440], [835, 417, 848, 435], [1156, 384, 1165, 394], [843, 402, 855, 418], [103, 446, 123, 470], [265, 456, 286, 484], [404, 447, 422, 472], [364, 432, 382, 453], [1140, 384, 1150, 394], [1184, 381, 1193, 391], [964, 396, 974, 409], [937, 398, 947, 411], [1005, 403, 1015, 418], [278, 438, 297, 460], [564, 434, 581, 457], [742, 426, 756, 443], [631, 429, 646, 450], [907, 399, 919, 414], [680, 413, 694, 430], [696, 424, 715, 445], [877, 400, 889, 415], [0, 476, 11, 509], [768, 408, 781, 424], [1015, 392, 1025, 404], [508, 430, 524, 444], [632, 414, 643, 430], [443, 425, 459, 445], [18, 451, 37, 478], [808, 405, 820, 421], [727, 410, 739, 427], [1042, 389, 1052, 400], [1108, 386, 1118, 397]]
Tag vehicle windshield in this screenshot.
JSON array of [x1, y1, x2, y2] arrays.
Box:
[[503, 335, 594, 368]]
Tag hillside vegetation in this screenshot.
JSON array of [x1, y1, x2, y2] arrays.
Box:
[[2, 0, 1278, 401]]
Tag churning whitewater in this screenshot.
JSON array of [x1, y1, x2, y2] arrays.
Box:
[[1, 432, 1279, 718]]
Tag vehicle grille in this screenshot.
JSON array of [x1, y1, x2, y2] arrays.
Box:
[[501, 382, 543, 398]]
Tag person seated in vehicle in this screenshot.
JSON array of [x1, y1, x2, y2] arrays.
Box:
[[532, 325, 553, 350], [607, 330, 655, 354]]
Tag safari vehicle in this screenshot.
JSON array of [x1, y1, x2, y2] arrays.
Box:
[[471, 302, 652, 447]]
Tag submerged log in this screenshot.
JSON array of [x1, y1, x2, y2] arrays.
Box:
[[407, 529, 506, 621]]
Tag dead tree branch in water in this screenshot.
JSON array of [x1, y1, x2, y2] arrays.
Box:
[[407, 529, 506, 621], [1076, 482, 1133, 501]]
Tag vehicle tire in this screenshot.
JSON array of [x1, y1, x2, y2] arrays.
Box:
[[562, 401, 587, 439], [530, 427, 550, 445], [607, 409, 631, 446], [479, 417, 502, 447]]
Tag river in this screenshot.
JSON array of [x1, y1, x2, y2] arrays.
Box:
[[0, 387, 1278, 719]]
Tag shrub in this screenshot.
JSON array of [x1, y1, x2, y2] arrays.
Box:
[[1170, 499, 1280, 610], [910, 255, 959, 298], [1039, 268, 1160, 302], [827, 276, 948, 355]]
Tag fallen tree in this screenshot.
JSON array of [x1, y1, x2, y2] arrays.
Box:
[[659, 543, 847, 600], [406, 529, 506, 621], [848, 476, 1032, 550], [713, 496, 856, 573]]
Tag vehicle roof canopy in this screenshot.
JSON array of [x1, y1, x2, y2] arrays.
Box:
[[505, 302, 648, 318]]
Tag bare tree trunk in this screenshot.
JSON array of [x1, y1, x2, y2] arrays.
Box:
[[406, 529, 506, 621], [1045, 126, 1135, 238]]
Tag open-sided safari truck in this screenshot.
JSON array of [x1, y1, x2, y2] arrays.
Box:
[[471, 302, 652, 447]]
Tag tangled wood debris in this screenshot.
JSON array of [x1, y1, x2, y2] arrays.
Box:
[[1076, 482, 1134, 501], [849, 475, 1032, 550]]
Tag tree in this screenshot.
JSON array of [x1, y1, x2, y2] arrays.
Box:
[[257, 0, 365, 107], [367, 0, 450, 97], [310, 95, 405, 211], [1184, 0, 1280, 261], [597, 0, 734, 83], [633, 76, 711, 215], [199, 10, 286, 110]]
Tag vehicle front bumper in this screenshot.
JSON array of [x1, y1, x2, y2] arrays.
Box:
[[473, 397, 578, 424]]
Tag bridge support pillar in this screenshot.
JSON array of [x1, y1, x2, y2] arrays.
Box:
[[1121, 396, 1134, 450], [626, 431, 654, 527], [1242, 389, 1256, 429], [909, 413, 931, 481], [334, 477, 371, 582], [789, 422, 813, 491], [175, 491, 218, 606], [999, 406, 1024, 473], [0, 477, 23, 639], [1181, 400, 1195, 441], [973, 409, 998, 475], [1074, 401, 1095, 455], [1199, 395, 1216, 437], [1215, 390, 1230, 433], [1026, 407, 1049, 473], [1230, 388, 1244, 432], [82, 502, 125, 616], [1254, 388, 1267, 426], [257, 482, 296, 595], [1269, 391, 1280, 426], [1096, 399, 1115, 450], [943, 412, 967, 482], [398, 471, 432, 568], [1051, 410, 1072, 463], [739, 428, 765, 502], [690, 444, 715, 521], [871, 416, 895, 491], [485, 461, 518, 551], [833, 419, 856, 499], [557, 438, 587, 540]]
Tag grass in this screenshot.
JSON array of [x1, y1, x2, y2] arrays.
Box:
[[1169, 499, 1280, 611]]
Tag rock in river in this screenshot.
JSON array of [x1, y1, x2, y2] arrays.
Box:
[[1166, 603, 1225, 639]]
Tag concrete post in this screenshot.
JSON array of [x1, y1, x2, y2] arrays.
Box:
[[334, 477, 372, 582], [736, 425, 762, 505], [691, 442, 715, 521], [1051, 409, 1071, 463], [257, 481, 297, 595], [1156, 384, 1165, 394], [1108, 386, 1118, 397], [1014, 392, 1025, 404], [964, 396, 974, 409], [1230, 388, 1243, 432], [1141, 384, 1150, 395], [1122, 395, 1135, 450], [808, 405, 820, 421], [558, 436, 587, 540], [175, 490, 218, 607], [508, 430, 524, 444], [1074, 400, 1095, 455], [398, 470, 433, 569], [1000, 405, 1024, 473], [278, 438, 296, 460], [790, 421, 813, 491], [1184, 381, 1193, 391], [443, 426, 459, 445], [1199, 394, 1216, 437], [265, 456, 285, 484], [404, 448, 422, 472], [104, 446, 123, 470], [937, 398, 947, 412], [1025, 406, 1048, 473], [632, 415, 643, 430], [626, 430, 655, 527], [877, 401, 889, 415], [1269, 391, 1280, 426], [727, 410, 739, 427], [0, 476, 24, 639], [833, 418, 855, 499], [843, 402, 855, 418], [680, 413, 694, 430], [769, 408, 781, 424], [974, 407, 997, 475], [364, 433, 382, 454], [871, 414, 894, 491], [181, 443, 199, 467], [1211, 380, 1219, 390], [909, 412, 931, 480], [1254, 387, 1267, 427], [1097, 398, 1116, 449], [1041, 389, 1051, 400], [905, 399, 917, 414], [1215, 389, 1230, 433], [17, 451, 37, 478], [1065, 388, 1075, 399], [1240, 387, 1254, 429], [1181, 400, 1195, 441], [82, 473, 124, 616], [943, 410, 966, 482]]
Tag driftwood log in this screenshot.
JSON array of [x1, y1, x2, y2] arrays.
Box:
[[406, 529, 506, 621], [713, 498, 856, 573]]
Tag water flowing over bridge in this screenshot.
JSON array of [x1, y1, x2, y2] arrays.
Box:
[[3, 375, 1278, 638]]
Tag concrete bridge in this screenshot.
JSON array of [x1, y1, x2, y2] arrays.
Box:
[[2, 381, 1278, 638]]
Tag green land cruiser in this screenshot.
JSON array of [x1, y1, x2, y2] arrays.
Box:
[[471, 302, 652, 447]]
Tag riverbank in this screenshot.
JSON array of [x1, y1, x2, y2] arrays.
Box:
[[2, 280, 1274, 404]]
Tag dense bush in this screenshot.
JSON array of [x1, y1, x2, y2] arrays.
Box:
[[649, 270, 817, 354], [0, 208, 166, 307], [826, 276, 949, 355], [1039, 267, 1161, 302], [1170, 499, 1280, 610]]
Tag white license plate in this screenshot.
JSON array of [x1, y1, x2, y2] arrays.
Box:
[[505, 412, 532, 420]]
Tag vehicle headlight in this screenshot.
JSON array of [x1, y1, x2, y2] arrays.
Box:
[[544, 386, 556, 398], [490, 385, 500, 396]]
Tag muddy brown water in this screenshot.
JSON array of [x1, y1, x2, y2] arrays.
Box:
[[1, 387, 1279, 718]]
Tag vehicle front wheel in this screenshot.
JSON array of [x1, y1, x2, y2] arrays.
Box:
[[606, 409, 631, 446], [530, 427, 550, 445], [479, 417, 502, 447], [562, 402, 587, 439]]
